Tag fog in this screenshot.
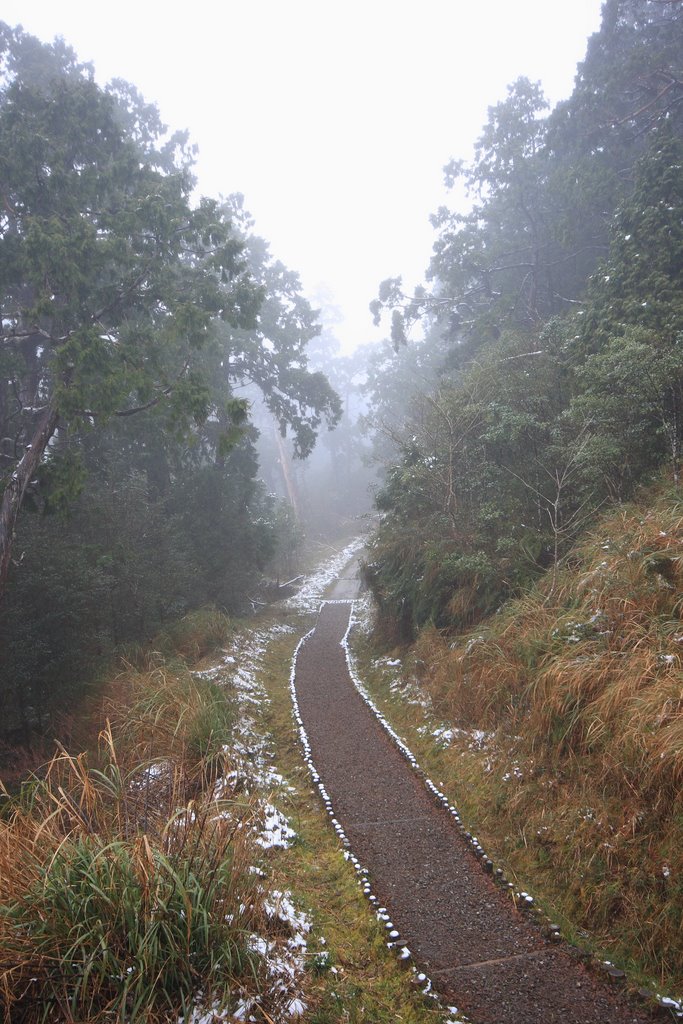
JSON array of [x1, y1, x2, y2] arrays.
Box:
[[5, 0, 603, 351]]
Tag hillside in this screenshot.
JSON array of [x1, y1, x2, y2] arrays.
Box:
[[355, 480, 683, 993]]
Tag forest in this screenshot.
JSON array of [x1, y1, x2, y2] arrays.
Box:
[[365, 0, 683, 639], [1, 1, 683, 1021], [0, 24, 351, 739]]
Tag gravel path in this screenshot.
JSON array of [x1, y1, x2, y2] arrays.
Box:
[[293, 599, 653, 1024]]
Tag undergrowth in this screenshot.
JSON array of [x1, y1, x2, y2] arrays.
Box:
[[358, 484, 683, 994], [0, 608, 264, 1024]]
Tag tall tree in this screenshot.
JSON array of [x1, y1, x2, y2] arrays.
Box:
[[372, 2, 683, 355], [372, 79, 554, 348], [365, 0, 683, 634], [0, 25, 259, 596], [580, 124, 683, 351]]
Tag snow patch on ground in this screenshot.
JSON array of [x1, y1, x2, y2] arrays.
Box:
[[359, 605, 431, 716], [240, 890, 312, 1019], [206, 625, 297, 809], [256, 802, 297, 849]]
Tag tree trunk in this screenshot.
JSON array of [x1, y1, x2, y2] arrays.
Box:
[[0, 403, 59, 600], [274, 423, 300, 519]]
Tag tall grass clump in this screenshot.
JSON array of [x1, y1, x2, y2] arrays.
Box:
[[157, 606, 235, 663], [0, 630, 263, 1023], [106, 661, 236, 793], [0, 745, 258, 1022]]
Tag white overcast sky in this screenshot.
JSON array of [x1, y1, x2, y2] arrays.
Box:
[[3, 1, 604, 351]]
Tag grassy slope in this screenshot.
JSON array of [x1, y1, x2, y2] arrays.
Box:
[[353, 483, 683, 997], [0, 609, 264, 1022]]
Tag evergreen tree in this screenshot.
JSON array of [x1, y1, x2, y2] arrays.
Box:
[[581, 124, 683, 350], [0, 24, 260, 595]]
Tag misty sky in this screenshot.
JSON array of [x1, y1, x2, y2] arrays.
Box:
[[4, 1, 604, 351]]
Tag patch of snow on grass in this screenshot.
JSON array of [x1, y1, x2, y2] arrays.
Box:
[[502, 763, 524, 782], [264, 889, 311, 936], [243, 891, 312, 1019], [180, 999, 231, 1023], [206, 625, 298, 805], [256, 802, 297, 849], [432, 726, 455, 746], [184, 622, 313, 1021]]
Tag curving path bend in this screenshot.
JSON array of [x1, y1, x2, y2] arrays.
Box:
[[293, 590, 651, 1024]]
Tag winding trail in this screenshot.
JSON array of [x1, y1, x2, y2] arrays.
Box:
[[293, 586, 651, 1024]]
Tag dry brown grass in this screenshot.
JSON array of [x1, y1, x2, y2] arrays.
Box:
[[156, 606, 234, 662], [104, 659, 236, 793], [391, 485, 683, 988], [0, 611, 262, 1024], [0, 737, 259, 1023], [416, 488, 683, 798]]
